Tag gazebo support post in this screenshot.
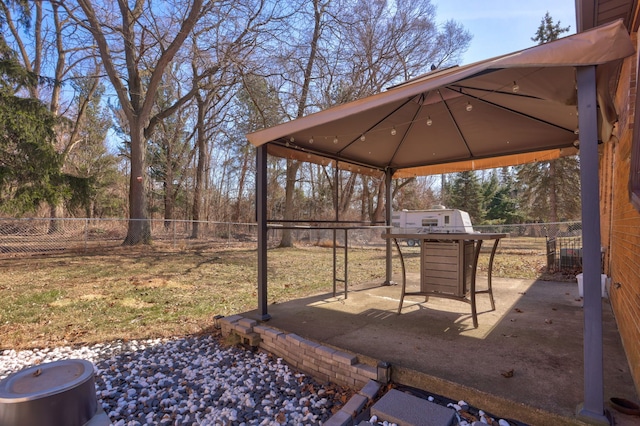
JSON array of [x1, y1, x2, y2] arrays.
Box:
[[333, 163, 339, 296], [576, 65, 606, 424], [384, 169, 394, 285], [256, 144, 271, 321]]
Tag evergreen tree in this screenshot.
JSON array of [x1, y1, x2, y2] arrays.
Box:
[[447, 171, 484, 223], [0, 21, 62, 214], [531, 12, 570, 45], [484, 168, 522, 224], [517, 159, 581, 221]]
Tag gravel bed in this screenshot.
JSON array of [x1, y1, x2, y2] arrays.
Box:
[[0, 334, 348, 426]]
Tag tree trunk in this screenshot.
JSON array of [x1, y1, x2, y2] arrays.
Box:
[[164, 179, 174, 230], [372, 178, 385, 223], [124, 124, 150, 245], [280, 159, 300, 247], [549, 161, 558, 222], [234, 149, 250, 222], [47, 202, 63, 234], [339, 173, 357, 217], [191, 92, 208, 238], [361, 176, 369, 221], [191, 138, 205, 238]]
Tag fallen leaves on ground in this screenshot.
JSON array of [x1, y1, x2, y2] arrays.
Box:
[[501, 369, 514, 378]]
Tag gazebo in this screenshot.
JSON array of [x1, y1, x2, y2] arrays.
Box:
[[246, 20, 634, 423]]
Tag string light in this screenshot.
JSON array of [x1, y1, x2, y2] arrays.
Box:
[[281, 79, 527, 148]]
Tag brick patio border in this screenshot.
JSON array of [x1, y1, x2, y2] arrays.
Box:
[[219, 315, 379, 389]]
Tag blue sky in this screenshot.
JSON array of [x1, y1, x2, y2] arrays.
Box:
[[433, 0, 577, 65]]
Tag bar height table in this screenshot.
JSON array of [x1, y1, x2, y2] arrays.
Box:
[[381, 232, 507, 328]]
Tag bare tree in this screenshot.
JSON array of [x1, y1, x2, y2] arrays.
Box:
[[187, 0, 287, 236], [66, 0, 207, 244], [281, 0, 327, 245]]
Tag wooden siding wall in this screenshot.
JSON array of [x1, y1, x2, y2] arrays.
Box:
[[603, 31, 640, 393]]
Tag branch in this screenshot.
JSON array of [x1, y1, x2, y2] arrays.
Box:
[[117, 0, 144, 111], [145, 64, 219, 139], [140, 0, 204, 122], [62, 72, 101, 161], [75, 0, 134, 121], [0, 1, 33, 72]]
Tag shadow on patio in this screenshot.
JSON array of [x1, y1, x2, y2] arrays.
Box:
[[242, 275, 638, 424]]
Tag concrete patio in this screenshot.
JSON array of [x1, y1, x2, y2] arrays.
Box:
[[242, 274, 639, 425]]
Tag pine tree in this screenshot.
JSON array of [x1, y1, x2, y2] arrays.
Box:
[[447, 171, 485, 223], [484, 168, 522, 224], [0, 25, 61, 214]]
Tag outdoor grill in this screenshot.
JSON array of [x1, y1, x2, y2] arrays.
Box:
[[0, 359, 108, 426]]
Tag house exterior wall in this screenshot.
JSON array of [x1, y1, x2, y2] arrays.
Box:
[[602, 30, 640, 393]]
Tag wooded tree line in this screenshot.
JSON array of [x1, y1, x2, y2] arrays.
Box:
[[1, 1, 579, 243]]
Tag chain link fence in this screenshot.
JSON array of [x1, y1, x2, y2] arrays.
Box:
[[0, 218, 583, 271], [0, 218, 261, 255]]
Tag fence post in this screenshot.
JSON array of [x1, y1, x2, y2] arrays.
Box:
[[228, 222, 231, 247], [84, 219, 88, 253]]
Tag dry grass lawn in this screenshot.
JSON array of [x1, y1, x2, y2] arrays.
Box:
[[0, 238, 573, 350]]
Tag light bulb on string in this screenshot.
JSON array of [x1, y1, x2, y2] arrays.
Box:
[[512, 81, 519, 93], [391, 127, 397, 136], [426, 116, 433, 126], [360, 134, 366, 142], [466, 102, 473, 112], [333, 136, 338, 144], [309, 137, 314, 144]]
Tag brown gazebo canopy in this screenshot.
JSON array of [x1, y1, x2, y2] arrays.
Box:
[[248, 20, 631, 178], [246, 19, 635, 424]]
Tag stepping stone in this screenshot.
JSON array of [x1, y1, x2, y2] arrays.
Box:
[[370, 389, 456, 426]]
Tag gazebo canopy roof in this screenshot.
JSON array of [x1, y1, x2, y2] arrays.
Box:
[[247, 20, 634, 178]]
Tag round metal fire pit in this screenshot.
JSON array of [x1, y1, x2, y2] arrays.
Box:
[[0, 359, 98, 426]]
